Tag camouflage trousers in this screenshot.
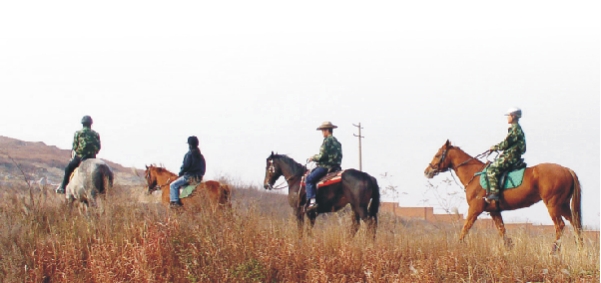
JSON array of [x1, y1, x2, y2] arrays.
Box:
[[486, 156, 517, 194]]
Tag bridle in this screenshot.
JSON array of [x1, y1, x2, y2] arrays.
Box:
[[153, 177, 172, 191], [428, 148, 449, 174], [265, 159, 304, 190], [429, 148, 492, 190], [265, 159, 286, 190], [145, 170, 172, 192]]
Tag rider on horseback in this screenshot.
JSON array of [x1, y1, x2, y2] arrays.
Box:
[[56, 115, 101, 194], [485, 107, 526, 203], [306, 121, 343, 210], [170, 136, 206, 207]]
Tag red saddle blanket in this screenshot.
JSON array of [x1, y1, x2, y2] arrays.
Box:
[[301, 170, 345, 189]]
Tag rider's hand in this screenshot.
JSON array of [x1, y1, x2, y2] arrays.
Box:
[[489, 146, 496, 152], [306, 157, 313, 163]]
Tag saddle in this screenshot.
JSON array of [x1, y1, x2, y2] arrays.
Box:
[[478, 159, 527, 191], [301, 169, 345, 189], [179, 176, 202, 198]]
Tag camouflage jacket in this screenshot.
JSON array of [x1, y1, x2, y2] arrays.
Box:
[[312, 135, 342, 170], [72, 127, 101, 158], [491, 122, 526, 164]]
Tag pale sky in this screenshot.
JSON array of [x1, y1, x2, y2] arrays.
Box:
[[0, 1, 599, 228]]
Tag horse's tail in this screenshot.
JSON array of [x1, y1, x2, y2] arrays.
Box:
[[368, 176, 380, 219], [568, 169, 583, 236], [93, 164, 114, 195]]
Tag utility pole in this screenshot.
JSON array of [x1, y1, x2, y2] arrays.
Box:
[[353, 123, 364, 171]]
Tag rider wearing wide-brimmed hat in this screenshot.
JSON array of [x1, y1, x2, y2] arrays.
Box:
[[56, 115, 101, 194], [305, 121, 343, 210], [485, 107, 526, 203]]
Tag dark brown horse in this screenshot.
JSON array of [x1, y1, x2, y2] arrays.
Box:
[[263, 152, 380, 238], [424, 140, 582, 249], [144, 165, 232, 211]]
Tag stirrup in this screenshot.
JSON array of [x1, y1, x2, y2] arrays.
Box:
[[484, 193, 499, 203]]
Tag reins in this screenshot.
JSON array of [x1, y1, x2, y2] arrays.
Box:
[[151, 176, 173, 191], [450, 150, 497, 191], [270, 175, 298, 190], [267, 159, 309, 190]]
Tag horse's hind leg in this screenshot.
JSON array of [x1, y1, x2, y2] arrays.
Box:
[[350, 212, 361, 237], [490, 211, 512, 248], [559, 203, 583, 246], [350, 205, 372, 238], [546, 204, 566, 253]]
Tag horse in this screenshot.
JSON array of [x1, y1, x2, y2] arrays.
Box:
[[263, 152, 380, 238], [65, 158, 114, 213], [424, 140, 582, 250], [144, 165, 231, 211]]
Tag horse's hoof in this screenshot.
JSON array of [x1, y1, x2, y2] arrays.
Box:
[[504, 238, 514, 249], [551, 242, 562, 254]]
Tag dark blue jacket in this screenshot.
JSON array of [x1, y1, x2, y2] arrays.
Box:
[[179, 147, 206, 178]]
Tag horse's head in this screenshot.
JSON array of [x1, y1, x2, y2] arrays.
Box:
[[144, 165, 160, 194], [424, 139, 454, 178], [263, 151, 283, 190]]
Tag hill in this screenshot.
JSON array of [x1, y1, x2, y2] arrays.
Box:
[[0, 135, 143, 187]]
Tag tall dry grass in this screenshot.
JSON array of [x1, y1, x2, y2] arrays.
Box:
[[0, 181, 598, 283]]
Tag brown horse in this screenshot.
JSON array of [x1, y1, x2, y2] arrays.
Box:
[[144, 165, 231, 211], [424, 140, 582, 250]]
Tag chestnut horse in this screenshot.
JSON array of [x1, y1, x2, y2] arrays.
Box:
[[424, 140, 582, 250], [144, 165, 231, 211], [263, 152, 380, 238]]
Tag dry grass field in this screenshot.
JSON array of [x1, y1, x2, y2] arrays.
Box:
[[0, 181, 598, 283]]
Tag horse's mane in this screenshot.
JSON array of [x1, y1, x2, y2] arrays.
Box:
[[271, 153, 306, 176], [146, 164, 177, 176]]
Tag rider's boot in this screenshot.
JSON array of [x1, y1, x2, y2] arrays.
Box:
[[485, 187, 500, 203], [307, 198, 318, 211], [55, 184, 65, 194], [170, 199, 183, 208]]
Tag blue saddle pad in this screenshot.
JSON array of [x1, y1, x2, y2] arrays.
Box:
[[478, 167, 526, 190]]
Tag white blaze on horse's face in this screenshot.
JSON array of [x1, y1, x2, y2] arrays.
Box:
[[263, 159, 278, 190]]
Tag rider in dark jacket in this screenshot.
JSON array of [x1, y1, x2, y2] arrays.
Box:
[[170, 136, 206, 207]]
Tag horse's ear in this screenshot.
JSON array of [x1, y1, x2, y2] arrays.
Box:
[[270, 151, 274, 157], [445, 139, 451, 148], [145, 165, 148, 169]]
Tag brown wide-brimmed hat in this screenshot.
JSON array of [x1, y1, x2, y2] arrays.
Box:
[[316, 121, 338, 130]]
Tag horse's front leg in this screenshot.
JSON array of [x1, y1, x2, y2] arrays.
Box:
[[295, 208, 305, 238], [459, 204, 484, 242]]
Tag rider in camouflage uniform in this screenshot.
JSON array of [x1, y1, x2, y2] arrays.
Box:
[[485, 107, 526, 202], [56, 115, 101, 194], [306, 121, 343, 210]]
